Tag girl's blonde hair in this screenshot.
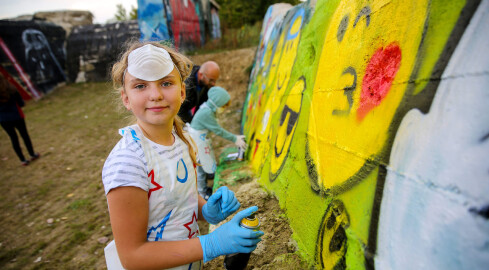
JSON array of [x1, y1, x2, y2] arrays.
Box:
[[111, 40, 198, 165]]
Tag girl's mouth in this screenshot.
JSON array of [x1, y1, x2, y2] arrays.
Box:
[[147, 106, 168, 112]]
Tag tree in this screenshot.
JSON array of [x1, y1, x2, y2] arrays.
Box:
[[114, 4, 138, 21], [114, 4, 128, 21], [129, 6, 138, 20], [216, 0, 301, 28]]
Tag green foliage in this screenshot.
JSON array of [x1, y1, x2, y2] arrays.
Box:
[[188, 22, 262, 55], [129, 5, 138, 20], [114, 4, 138, 21], [216, 0, 301, 28], [114, 4, 127, 21]]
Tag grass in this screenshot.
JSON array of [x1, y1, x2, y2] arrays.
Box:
[[0, 82, 122, 269]]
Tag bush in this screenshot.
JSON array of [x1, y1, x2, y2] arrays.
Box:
[[189, 22, 262, 54]]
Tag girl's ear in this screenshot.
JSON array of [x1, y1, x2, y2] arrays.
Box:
[[180, 83, 186, 102], [121, 90, 131, 111]]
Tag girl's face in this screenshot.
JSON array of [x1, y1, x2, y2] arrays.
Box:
[[121, 67, 185, 128]]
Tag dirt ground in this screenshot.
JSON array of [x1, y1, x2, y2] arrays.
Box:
[[0, 47, 307, 269]]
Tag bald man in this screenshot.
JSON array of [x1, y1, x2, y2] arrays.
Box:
[[178, 61, 220, 123]]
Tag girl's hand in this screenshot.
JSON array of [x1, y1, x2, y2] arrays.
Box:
[[202, 186, 240, 224], [235, 135, 247, 150], [198, 206, 264, 262]]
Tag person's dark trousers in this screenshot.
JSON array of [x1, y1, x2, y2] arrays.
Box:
[[1, 119, 34, 162]]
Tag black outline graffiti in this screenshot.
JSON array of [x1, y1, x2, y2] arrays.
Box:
[[270, 76, 306, 182], [306, 135, 379, 197], [337, 14, 349, 42], [332, 6, 370, 116], [275, 105, 300, 157], [353, 6, 371, 28], [315, 199, 350, 270], [333, 66, 357, 116]]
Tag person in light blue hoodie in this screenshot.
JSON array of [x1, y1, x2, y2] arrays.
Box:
[[188, 86, 246, 199]]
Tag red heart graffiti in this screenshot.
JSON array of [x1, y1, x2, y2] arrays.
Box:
[[357, 42, 401, 121]]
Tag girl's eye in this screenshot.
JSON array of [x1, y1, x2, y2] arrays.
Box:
[[135, 84, 145, 89], [162, 81, 173, 87]]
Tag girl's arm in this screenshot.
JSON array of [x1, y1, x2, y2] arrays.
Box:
[[107, 186, 203, 270], [198, 194, 207, 221], [201, 110, 236, 142]]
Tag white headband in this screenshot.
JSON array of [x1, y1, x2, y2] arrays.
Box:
[[125, 44, 177, 82]]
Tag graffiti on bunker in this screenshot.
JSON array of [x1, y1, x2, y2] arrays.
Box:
[[242, 0, 487, 269], [22, 29, 66, 86], [169, 0, 202, 49], [138, 0, 172, 41], [138, 0, 219, 50], [0, 20, 66, 96]]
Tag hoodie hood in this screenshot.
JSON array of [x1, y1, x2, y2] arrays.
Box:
[[206, 86, 230, 111]]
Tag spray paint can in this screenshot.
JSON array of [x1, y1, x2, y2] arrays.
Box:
[[237, 147, 245, 161], [223, 213, 260, 270]]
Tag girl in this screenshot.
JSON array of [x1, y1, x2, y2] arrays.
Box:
[[188, 86, 246, 199], [102, 41, 263, 270]]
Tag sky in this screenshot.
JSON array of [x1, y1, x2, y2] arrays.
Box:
[[0, 0, 138, 24]]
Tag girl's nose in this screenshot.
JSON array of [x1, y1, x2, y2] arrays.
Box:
[[149, 84, 163, 101]]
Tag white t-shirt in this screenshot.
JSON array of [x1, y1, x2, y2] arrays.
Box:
[[102, 124, 201, 270]]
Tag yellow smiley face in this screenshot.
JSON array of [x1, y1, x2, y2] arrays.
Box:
[[307, 0, 427, 192], [315, 199, 350, 269], [270, 76, 306, 179], [245, 8, 305, 170]]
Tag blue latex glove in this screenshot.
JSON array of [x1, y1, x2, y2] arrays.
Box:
[[202, 186, 240, 224], [198, 206, 264, 263]]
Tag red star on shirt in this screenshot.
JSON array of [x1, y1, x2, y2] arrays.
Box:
[[148, 169, 162, 199], [205, 147, 210, 154], [183, 211, 199, 239]]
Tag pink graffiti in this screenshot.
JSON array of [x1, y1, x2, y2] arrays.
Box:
[[170, 0, 201, 49], [357, 42, 401, 121]]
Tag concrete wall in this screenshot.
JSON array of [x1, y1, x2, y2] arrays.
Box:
[[66, 21, 140, 83], [242, 0, 489, 269], [0, 20, 66, 98], [138, 0, 220, 51]]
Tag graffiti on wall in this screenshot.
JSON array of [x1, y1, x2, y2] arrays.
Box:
[[210, 7, 221, 39], [138, 0, 172, 41], [22, 29, 66, 86], [376, 1, 489, 268], [138, 0, 220, 50], [242, 0, 488, 269], [169, 0, 202, 49], [0, 20, 66, 96]]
